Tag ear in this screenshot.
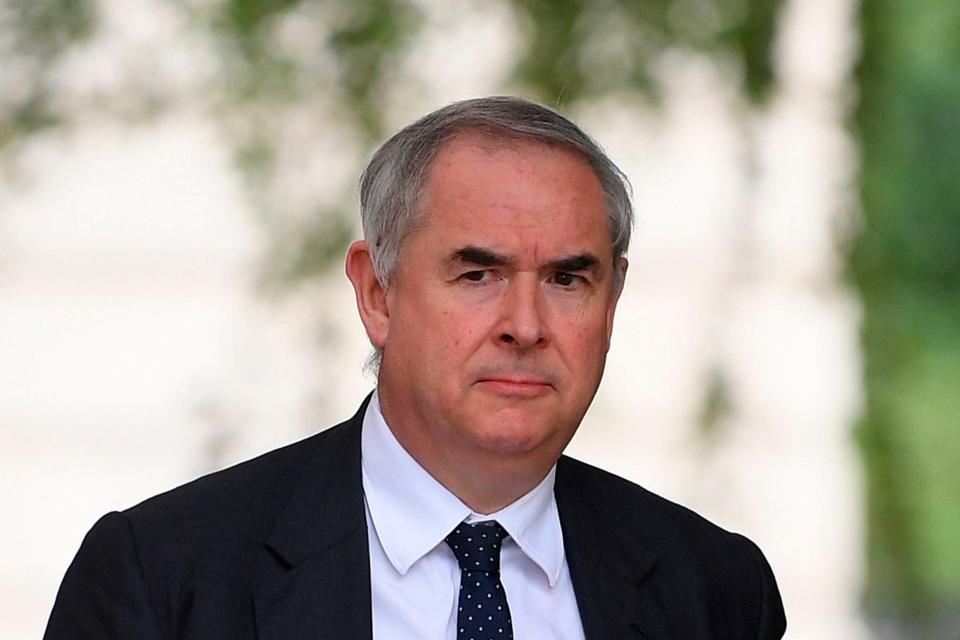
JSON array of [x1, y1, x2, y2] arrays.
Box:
[[605, 257, 628, 350], [345, 240, 389, 349]]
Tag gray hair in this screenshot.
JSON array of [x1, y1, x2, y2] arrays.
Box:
[[358, 96, 633, 286]]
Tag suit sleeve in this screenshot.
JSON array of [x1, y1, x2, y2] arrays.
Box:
[[44, 512, 164, 640], [735, 533, 787, 640]]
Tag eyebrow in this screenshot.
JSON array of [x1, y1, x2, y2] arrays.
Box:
[[548, 254, 599, 272], [451, 246, 512, 267], [450, 246, 599, 272]]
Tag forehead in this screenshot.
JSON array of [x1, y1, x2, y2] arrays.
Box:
[[411, 134, 611, 262]]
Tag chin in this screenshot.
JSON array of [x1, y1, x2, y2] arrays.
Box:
[[466, 413, 564, 457]]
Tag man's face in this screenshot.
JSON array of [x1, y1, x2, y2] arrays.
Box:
[[372, 134, 625, 488]]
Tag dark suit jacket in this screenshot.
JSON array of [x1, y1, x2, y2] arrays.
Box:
[[45, 399, 786, 639]]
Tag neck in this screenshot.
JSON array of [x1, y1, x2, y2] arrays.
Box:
[[401, 428, 552, 514], [433, 457, 551, 515], [376, 391, 557, 515]]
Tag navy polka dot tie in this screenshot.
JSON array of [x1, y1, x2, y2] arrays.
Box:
[[445, 521, 514, 640]]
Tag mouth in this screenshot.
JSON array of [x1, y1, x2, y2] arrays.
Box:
[[474, 376, 554, 398]]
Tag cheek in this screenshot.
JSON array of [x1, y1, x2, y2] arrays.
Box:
[[559, 313, 611, 364], [445, 322, 483, 353], [437, 301, 493, 347]]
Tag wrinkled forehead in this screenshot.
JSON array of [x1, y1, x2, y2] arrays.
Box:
[[405, 134, 613, 263]]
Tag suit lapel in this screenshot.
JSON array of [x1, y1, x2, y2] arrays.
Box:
[[555, 457, 670, 640], [254, 401, 373, 640]]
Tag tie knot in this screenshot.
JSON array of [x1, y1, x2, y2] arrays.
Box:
[[444, 521, 509, 574]]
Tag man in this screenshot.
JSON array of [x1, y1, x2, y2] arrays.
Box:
[[45, 97, 786, 639]]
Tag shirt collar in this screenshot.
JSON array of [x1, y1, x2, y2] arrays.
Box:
[[360, 390, 566, 586]]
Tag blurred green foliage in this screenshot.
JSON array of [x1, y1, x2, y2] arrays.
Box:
[[853, 0, 960, 632], [1, 0, 780, 286], [511, 0, 779, 103], [207, 0, 781, 285], [0, 0, 96, 150], [203, 0, 424, 289], [211, 0, 422, 140]]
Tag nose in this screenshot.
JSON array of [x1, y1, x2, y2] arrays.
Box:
[[497, 276, 548, 350]]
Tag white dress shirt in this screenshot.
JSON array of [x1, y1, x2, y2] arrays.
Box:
[[361, 392, 587, 639]]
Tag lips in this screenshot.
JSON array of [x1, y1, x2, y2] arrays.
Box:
[[479, 376, 550, 385], [474, 376, 554, 397]]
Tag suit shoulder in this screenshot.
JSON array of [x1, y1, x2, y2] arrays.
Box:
[[122, 415, 360, 537], [557, 455, 785, 635], [557, 455, 754, 554]]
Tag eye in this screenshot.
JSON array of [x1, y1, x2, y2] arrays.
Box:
[[460, 270, 490, 283], [551, 272, 583, 287]]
